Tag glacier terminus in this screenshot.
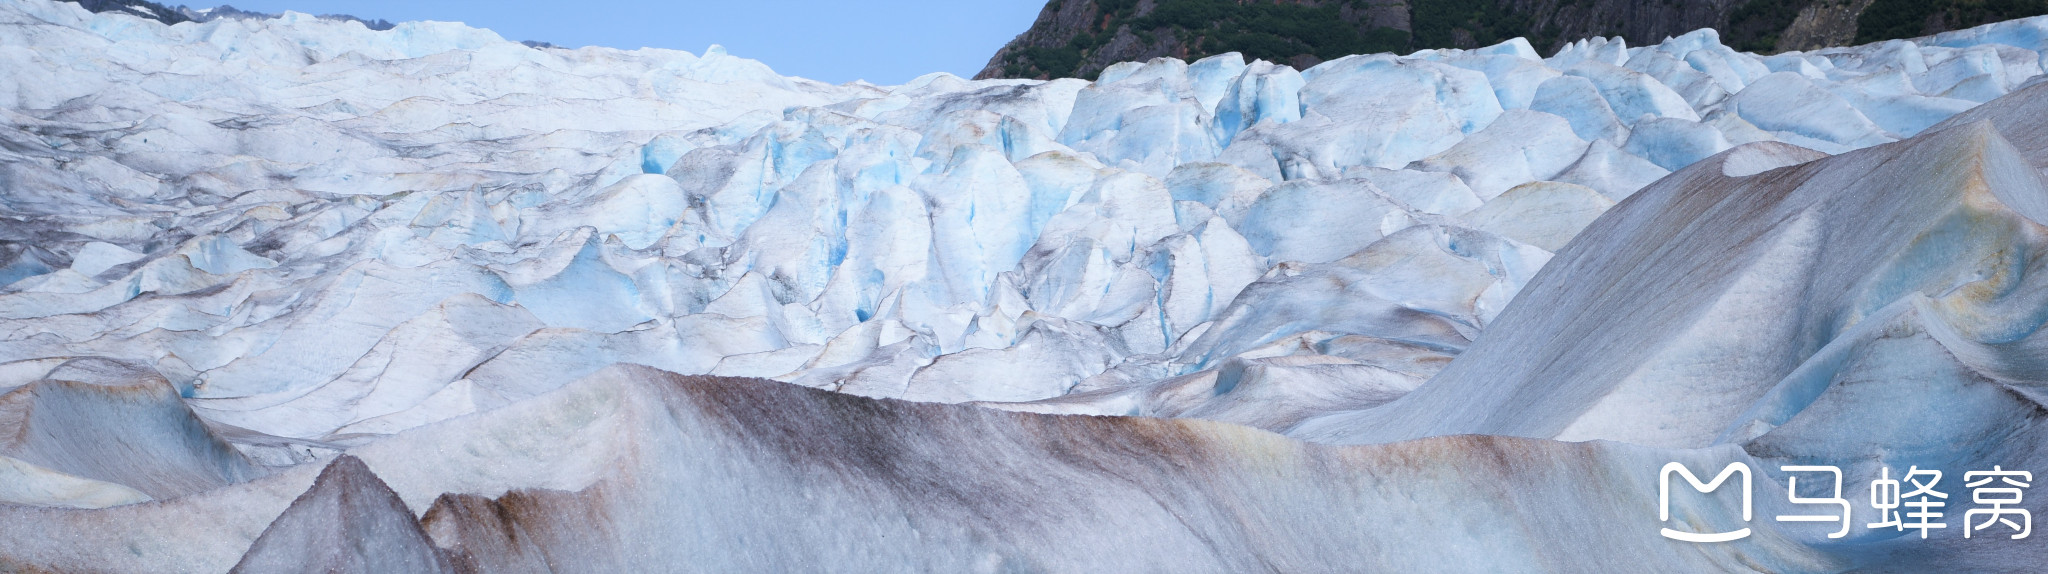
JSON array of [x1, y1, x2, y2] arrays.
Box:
[[6, 0, 2048, 571]]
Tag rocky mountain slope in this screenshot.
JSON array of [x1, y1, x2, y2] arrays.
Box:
[[58, 0, 396, 30], [979, 0, 2048, 79]]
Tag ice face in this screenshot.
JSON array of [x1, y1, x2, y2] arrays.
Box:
[[8, 0, 2048, 569]]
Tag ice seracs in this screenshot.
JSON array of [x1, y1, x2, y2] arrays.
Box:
[[8, 0, 2048, 568]]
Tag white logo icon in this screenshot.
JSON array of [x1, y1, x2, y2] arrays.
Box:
[[1660, 462, 1753, 542]]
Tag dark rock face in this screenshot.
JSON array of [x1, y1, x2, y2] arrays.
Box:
[[231, 456, 454, 574], [61, 0, 193, 24], [979, 0, 1415, 80], [55, 1, 399, 31], [977, 0, 2048, 80]]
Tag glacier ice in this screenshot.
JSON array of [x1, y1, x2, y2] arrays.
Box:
[[8, 0, 2048, 569]]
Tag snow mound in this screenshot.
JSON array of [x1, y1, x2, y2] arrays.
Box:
[[230, 456, 453, 573], [0, 366, 1842, 571]]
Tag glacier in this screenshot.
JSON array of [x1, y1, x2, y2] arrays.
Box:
[[6, 0, 2048, 570]]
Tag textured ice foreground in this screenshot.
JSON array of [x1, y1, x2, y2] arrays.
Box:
[[7, 0, 2048, 570]]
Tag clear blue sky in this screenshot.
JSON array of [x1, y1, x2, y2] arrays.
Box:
[[209, 0, 1049, 85]]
